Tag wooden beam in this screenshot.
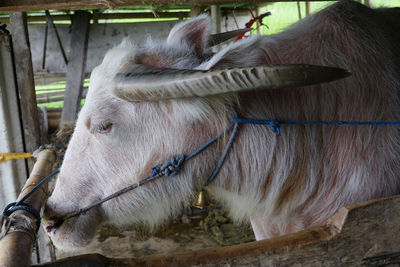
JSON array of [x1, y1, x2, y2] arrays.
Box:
[[0, 28, 28, 209], [60, 11, 90, 125], [36, 195, 400, 266], [305, 2, 311, 16], [9, 12, 42, 154], [0, 0, 339, 12]]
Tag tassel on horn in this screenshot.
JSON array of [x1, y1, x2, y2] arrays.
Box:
[[207, 28, 252, 47]]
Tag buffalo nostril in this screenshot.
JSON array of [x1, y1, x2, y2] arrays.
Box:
[[45, 217, 64, 234]]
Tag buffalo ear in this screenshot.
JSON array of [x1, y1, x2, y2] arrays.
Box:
[[167, 14, 210, 54]]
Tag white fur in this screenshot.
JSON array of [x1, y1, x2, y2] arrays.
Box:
[[45, 1, 400, 248]]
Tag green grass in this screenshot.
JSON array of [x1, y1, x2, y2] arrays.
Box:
[[36, 0, 400, 109], [36, 79, 90, 109], [260, 0, 399, 35]]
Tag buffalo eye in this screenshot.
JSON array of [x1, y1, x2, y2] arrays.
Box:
[[93, 123, 113, 134]]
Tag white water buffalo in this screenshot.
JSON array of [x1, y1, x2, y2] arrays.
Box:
[[44, 1, 400, 249]]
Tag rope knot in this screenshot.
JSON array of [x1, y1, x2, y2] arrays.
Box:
[[152, 155, 186, 177], [269, 119, 282, 136], [2, 202, 41, 229]]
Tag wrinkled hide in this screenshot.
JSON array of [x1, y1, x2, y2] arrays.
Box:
[[44, 1, 400, 249]]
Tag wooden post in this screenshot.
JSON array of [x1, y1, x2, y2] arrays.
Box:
[[297, 2, 302, 20], [9, 12, 42, 154], [305, 2, 311, 16], [61, 11, 90, 126], [255, 6, 262, 35], [0, 26, 28, 210], [0, 150, 56, 267], [210, 5, 221, 34]]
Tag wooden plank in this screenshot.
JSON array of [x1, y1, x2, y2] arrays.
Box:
[[0, 28, 28, 210], [0, 0, 342, 12], [60, 11, 90, 125], [35, 195, 400, 266], [9, 12, 42, 154]]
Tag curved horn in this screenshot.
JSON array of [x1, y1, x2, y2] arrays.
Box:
[[208, 28, 252, 47], [112, 64, 351, 102]]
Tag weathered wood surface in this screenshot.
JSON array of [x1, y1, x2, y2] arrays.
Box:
[[9, 12, 42, 154], [210, 5, 221, 34], [36, 195, 400, 266], [60, 11, 90, 125], [0, 0, 337, 12], [0, 28, 28, 212], [0, 150, 56, 267]]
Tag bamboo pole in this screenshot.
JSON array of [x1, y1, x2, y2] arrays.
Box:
[[0, 149, 57, 267], [36, 88, 88, 104]]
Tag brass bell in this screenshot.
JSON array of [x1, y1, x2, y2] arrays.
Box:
[[192, 189, 209, 209]]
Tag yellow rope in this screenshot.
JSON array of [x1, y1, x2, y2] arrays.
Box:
[[0, 153, 33, 163]]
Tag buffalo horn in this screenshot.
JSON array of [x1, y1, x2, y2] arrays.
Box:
[[112, 64, 351, 102], [208, 28, 252, 47]]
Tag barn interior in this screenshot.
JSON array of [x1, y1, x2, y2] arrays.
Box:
[[0, 0, 399, 266]]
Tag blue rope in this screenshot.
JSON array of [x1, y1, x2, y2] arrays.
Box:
[[204, 121, 239, 186], [40, 114, 400, 221], [152, 110, 240, 185], [63, 123, 239, 220], [231, 118, 400, 136], [152, 116, 400, 184], [2, 169, 60, 227], [16, 169, 60, 205], [151, 124, 235, 178]]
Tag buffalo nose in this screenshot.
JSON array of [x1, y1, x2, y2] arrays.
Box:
[[43, 205, 65, 235], [44, 216, 64, 235]]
